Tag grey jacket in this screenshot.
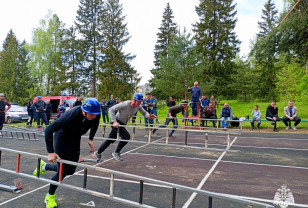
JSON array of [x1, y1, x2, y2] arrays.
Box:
[[283, 106, 298, 118]]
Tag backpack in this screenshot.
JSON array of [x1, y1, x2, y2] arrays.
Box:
[[231, 116, 240, 127]]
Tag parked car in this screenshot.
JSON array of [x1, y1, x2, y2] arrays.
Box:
[[5, 105, 30, 124]]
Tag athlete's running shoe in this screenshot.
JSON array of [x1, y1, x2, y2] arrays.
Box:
[[112, 152, 123, 161], [94, 151, 103, 162], [33, 159, 46, 176], [44, 193, 57, 208]]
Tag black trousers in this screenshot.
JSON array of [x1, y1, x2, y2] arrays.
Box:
[[36, 112, 48, 127], [266, 116, 282, 129], [0, 112, 5, 130], [47, 132, 80, 195], [282, 116, 301, 127], [97, 120, 130, 154], [46, 113, 51, 124]]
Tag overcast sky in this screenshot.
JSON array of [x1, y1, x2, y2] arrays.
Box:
[[0, 0, 284, 85]]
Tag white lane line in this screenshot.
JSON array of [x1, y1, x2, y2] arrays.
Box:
[[0, 137, 164, 206], [74, 173, 171, 189], [209, 135, 307, 141], [182, 137, 238, 208], [154, 141, 308, 151], [129, 152, 308, 170]]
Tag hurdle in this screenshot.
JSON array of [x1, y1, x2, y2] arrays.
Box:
[[0, 147, 274, 208], [0, 130, 38, 141], [98, 124, 239, 151]]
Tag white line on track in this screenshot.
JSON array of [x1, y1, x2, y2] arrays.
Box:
[[182, 137, 238, 208], [0, 137, 164, 206], [154, 141, 308, 151], [129, 152, 308, 170], [205, 135, 307, 141]]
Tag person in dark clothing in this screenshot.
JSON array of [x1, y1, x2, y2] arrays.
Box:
[[100, 97, 109, 123], [107, 95, 116, 108], [152, 100, 188, 138], [32, 96, 48, 129], [188, 81, 202, 116], [45, 100, 52, 124], [32, 98, 101, 208], [220, 103, 233, 129], [201, 103, 217, 127], [73, 97, 83, 107], [27, 100, 34, 126], [142, 93, 154, 129], [266, 101, 282, 132], [167, 97, 176, 108], [0, 93, 11, 132], [95, 94, 156, 162]]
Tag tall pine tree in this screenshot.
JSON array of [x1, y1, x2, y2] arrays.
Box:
[[193, 0, 240, 97], [153, 2, 178, 68], [98, 0, 139, 99], [75, 0, 105, 97], [250, 0, 279, 100]]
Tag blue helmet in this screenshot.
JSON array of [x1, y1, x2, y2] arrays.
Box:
[[133, 93, 143, 101], [81, 98, 101, 115], [37, 96, 42, 99]]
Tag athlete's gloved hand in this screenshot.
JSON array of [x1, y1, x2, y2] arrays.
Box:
[[48, 153, 61, 163], [88, 140, 95, 153]]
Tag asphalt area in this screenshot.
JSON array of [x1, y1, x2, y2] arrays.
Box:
[[0, 125, 307, 208]]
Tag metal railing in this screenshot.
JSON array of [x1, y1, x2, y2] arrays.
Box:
[[0, 147, 273, 208], [0, 130, 38, 140]]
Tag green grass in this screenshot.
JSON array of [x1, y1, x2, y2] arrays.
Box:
[[135, 100, 308, 130]]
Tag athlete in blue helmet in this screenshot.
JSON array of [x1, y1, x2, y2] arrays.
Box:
[[32, 98, 101, 208], [95, 93, 156, 162]]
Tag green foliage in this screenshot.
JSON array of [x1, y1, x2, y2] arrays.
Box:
[[153, 2, 178, 68], [193, 0, 240, 96], [151, 30, 204, 100], [98, 0, 139, 100], [75, 0, 105, 97]]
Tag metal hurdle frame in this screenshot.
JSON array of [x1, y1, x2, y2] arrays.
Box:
[[0, 147, 274, 208], [0, 130, 38, 141], [98, 124, 238, 151]]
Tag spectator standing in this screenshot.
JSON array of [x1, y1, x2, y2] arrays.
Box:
[[46, 100, 52, 124], [201, 103, 217, 127], [283, 101, 301, 131], [220, 103, 233, 129], [73, 97, 83, 107], [0, 93, 11, 132], [142, 93, 154, 129], [32, 96, 48, 129], [100, 98, 109, 123], [151, 95, 159, 124], [57, 100, 66, 118], [188, 81, 202, 116], [107, 95, 116, 108], [266, 101, 282, 132], [210, 95, 219, 110], [167, 97, 176, 108], [27, 100, 34, 126], [251, 105, 261, 130]]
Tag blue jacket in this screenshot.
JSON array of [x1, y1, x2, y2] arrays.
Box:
[[100, 101, 108, 111], [107, 99, 116, 108], [188, 86, 202, 98], [58, 104, 66, 114], [32, 101, 46, 112], [151, 98, 157, 109], [201, 98, 210, 108], [142, 99, 152, 113], [220, 107, 233, 118]]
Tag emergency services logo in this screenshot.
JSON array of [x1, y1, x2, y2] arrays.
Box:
[[273, 184, 294, 208]]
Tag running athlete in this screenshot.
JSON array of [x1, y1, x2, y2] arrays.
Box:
[[95, 93, 156, 162], [32, 98, 101, 208]]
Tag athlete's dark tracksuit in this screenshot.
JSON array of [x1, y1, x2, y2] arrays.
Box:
[[44, 106, 100, 195], [32, 101, 48, 127], [0, 100, 11, 130]]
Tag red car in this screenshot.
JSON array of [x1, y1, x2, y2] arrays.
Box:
[[33, 95, 77, 118]]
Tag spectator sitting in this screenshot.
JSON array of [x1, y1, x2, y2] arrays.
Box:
[[188, 81, 202, 116], [266, 101, 282, 132], [220, 103, 232, 129], [200, 95, 210, 114], [210, 95, 219, 110], [201, 103, 217, 127], [282, 100, 301, 131], [251, 105, 261, 130]]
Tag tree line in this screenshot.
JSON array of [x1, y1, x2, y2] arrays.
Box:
[[151, 0, 308, 103], [0, 0, 139, 105]]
